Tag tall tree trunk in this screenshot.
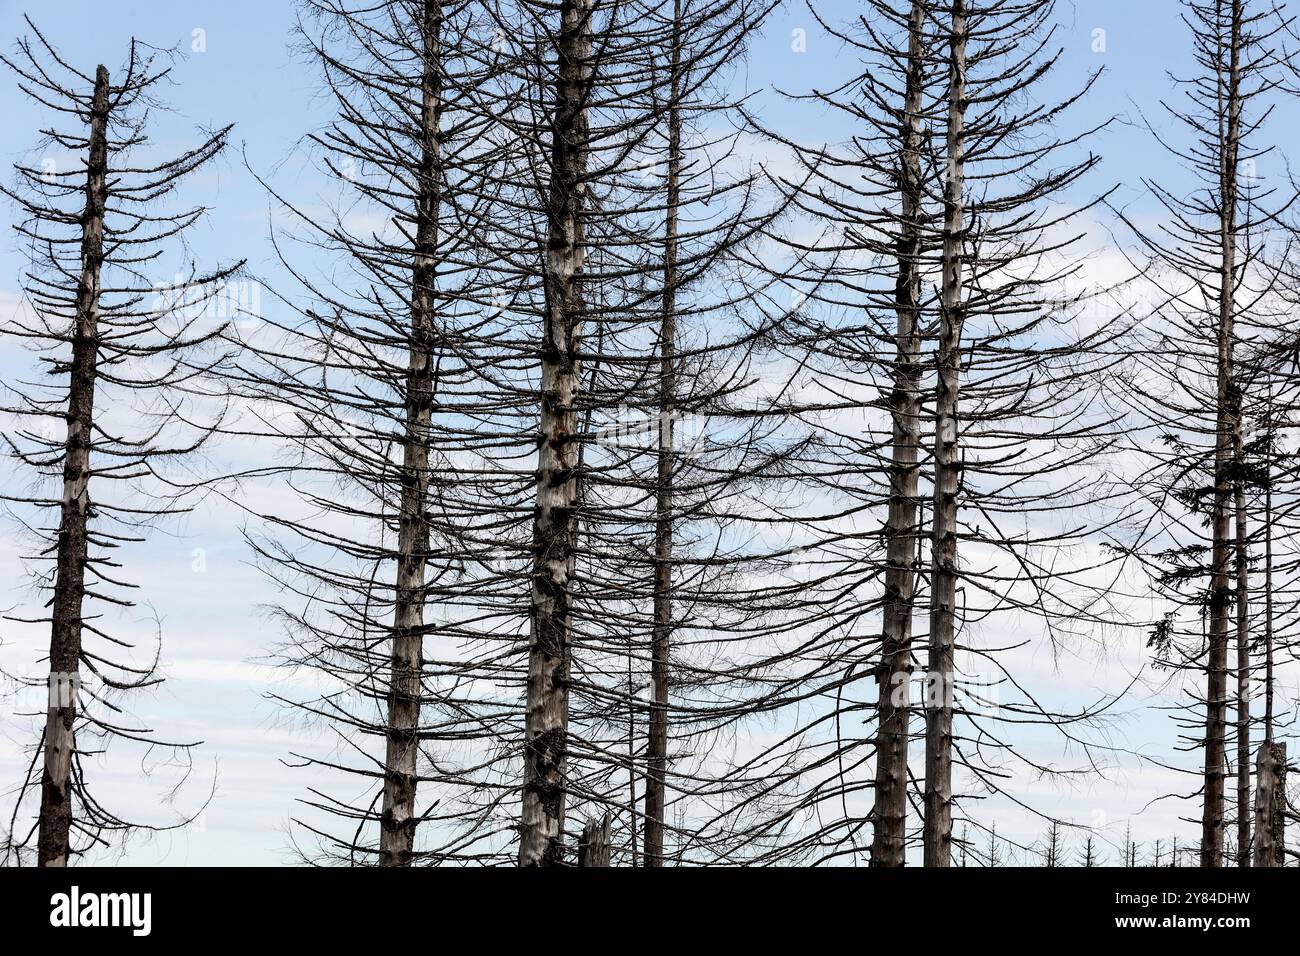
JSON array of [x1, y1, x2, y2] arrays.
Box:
[[1201, 0, 1241, 869], [379, 0, 443, 867], [520, 0, 592, 867], [870, 0, 926, 869], [37, 64, 110, 869], [923, 0, 966, 869], [1233, 415, 1250, 867], [1263, 409, 1274, 742], [643, 0, 682, 869]]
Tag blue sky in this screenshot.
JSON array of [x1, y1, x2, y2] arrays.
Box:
[[0, 0, 1199, 296], [0, 1, 1270, 865]]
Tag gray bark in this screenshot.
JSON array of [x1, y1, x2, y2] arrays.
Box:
[[379, 0, 443, 867], [1233, 416, 1250, 867], [871, 0, 927, 869], [520, 0, 592, 867], [1201, 0, 1241, 869], [37, 63, 110, 869], [1263, 417, 1275, 740], [643, 0, 682, 869], [1250, 741, 1285, 867], [923, 0, 966, 869]]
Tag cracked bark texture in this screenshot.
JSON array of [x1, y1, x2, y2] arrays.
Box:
[[520, 0, 592, 867]]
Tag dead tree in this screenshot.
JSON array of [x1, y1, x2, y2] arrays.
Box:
[[517, 0, 594, 868], [641, 0, 682, 868], [480, 0, 784, 866], [231, 0, 517, 864], [1110, 0, 1298, 867], [578, 812, 612, 866], [369, 0, 446, 869], [1206, 0, 1244, 869], [922, 0, 967, 867], [0, 21, 239, 865], [739, 0, 1119, 867], [1080, 834, 1100, 867], [1041, 821, 1063, 867], [630, 0, 788, 870], [912, 0, 1117, 866], [1251, 740, 1286, 865], [740, 0, 945, 866], [1233, 409, 1251, 865], [829, 0, 937, 870]]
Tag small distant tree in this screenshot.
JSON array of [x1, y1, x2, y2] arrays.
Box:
[[1043, 821, 1064, 867], [986, 822, 1001, 868], [1081, 834, 1100, 867], [1123, 822, 1139, 867]]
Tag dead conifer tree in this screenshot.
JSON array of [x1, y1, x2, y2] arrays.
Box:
[[641, 0, 684, 871], [917, 0, 1115, 868], [480, 0, 784, 866], [228, 0, 523, 865], [740, 0, 1121, 867], [1110, 0, 1299, 867], [516, 0, 594, 868], [0, 21, 239, 866], [923, 0, 967, 866]]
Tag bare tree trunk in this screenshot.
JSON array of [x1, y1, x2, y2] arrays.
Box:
[[1201, 0, 1241, 869], [1250, 741, 1285, 867], [871, 0, 927, 870], [1233, 415, 1250, 867], [520, 0, 592, 867], [379, 0, 442, 868], [1251, 399, 1280, 869], [37, 64, 110, 869], [578, 813, 611, 866], [643, 0, 682, 869], [1263, 422, 1274, 742], [627, 655, 638, 866], [923, 0, 966, 869]]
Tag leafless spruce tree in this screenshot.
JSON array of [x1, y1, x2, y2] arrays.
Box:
[[0, 21, 239, 866], [747, 0, 1124, 867], [478, 0, 793, 866], [230, 0, 787, 867], [1111, 0, 1300, 867], [915, 0, 1127, 869], [226, 0, 528, 865]]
